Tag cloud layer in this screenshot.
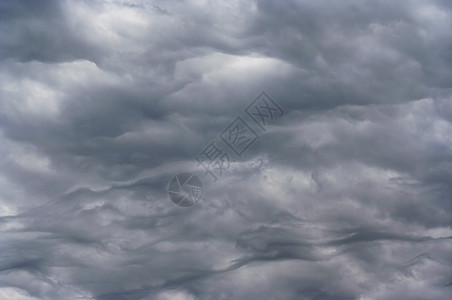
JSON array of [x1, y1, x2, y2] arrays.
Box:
[[0, 0, 451, 299]]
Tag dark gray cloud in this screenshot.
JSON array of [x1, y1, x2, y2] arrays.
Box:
[[0, 0, 451, 299]]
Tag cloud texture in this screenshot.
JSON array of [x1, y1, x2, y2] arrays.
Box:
[[0, 0, 451, 299]]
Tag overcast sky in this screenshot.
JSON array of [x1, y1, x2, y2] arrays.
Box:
[[1, 0, 452, 299]]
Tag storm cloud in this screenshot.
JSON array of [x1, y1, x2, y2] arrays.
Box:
[[0, 0, 451, 299]]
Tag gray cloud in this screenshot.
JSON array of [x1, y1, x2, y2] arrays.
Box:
[[0, 0, 451, 299]]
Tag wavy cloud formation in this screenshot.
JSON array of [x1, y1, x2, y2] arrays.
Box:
[[0, 0, 451, 299]]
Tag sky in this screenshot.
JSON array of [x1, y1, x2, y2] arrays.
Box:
[[0, 0, 452, 299]]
